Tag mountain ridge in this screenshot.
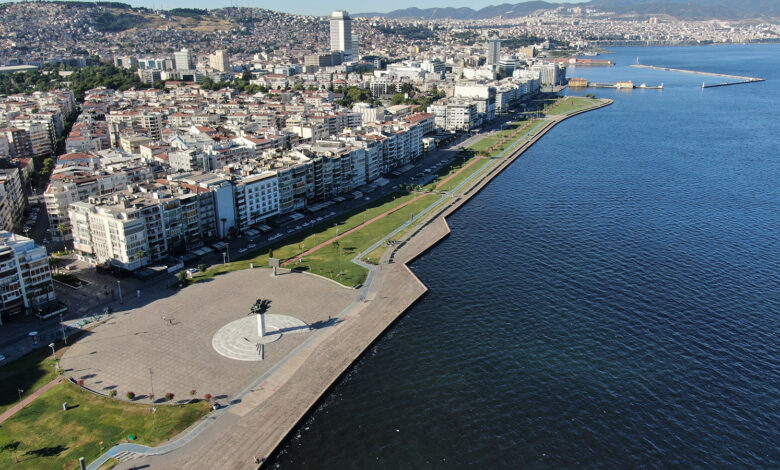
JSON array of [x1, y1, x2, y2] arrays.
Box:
[[356, 0, 780, 20]]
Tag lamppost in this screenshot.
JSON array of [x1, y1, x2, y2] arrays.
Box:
[[223, 252, 227, 265], [117, 280, 123, 304], [59, 312, 68, 345], [48, 342, 58, 371], [17, 388, 24, 401]]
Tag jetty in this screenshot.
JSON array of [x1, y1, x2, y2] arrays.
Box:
[[631, 64, 765, 88]]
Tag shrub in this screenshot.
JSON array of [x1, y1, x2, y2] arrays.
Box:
[[197, 264, 207, 272], [148, 393, 155, 401], [189, 389, 197, 396], [165, 392, 175, 401], [126, 391, 135, 400], [77, 379, 85, 386], [204, 393, 212, 402], [109, 390, 117, 398]]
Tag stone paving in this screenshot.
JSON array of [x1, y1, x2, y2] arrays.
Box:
[[59, 269, 358, 403], [212, 314, 310, 361]]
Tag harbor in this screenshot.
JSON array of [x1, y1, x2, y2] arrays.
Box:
[[631, 63, 765, 88]]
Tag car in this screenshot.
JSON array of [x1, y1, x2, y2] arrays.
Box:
[[248, 243, 256, 248], [316, 216, 323, 222], [238, 248, 248, 253], [269, 233, 282, 241], [294, 225, 301, 230], [186, 268, 199, 275], [287, 229, 295, 234], [0, 354, 5, 362]]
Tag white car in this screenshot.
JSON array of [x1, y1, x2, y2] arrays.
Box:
[[238, 248, 248, 253], [248, 243, 256, 248], [0, 354, 5, 362]]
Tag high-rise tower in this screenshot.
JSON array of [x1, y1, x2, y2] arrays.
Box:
[[487, 37, 501, 66], [330, 10, 353, 62]]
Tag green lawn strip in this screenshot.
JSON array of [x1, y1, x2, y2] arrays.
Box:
[[192, 192, 420, 281], [293, 194, 440, 286], [438, 158, 492, 193], [545, 97, 599, 116], [0, 382, 209, 469], [421, 152, 478, 191], [361, 206, 436, 264], [0, 345, 61, 416]]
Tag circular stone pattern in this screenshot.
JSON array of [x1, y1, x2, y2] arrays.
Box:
[[212, 314, 310, 361]]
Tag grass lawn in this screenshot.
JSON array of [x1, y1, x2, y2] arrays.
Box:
[[544, 96, 601, 116], [0, 344, 61, 415], [291, 194, 441, 286], [193, 192, 440, 287], [0, 382, 209, 469], [437, 158, 490, 193]]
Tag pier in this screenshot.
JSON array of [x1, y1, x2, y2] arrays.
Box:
[[631, 64, 765, 88], [569, 78, 663, 90]]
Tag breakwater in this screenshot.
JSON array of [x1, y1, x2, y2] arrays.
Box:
[[631, 64, 765, 87]]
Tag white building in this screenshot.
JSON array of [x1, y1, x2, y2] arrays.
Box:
[[209, 50, 230, 72], [174, 49, 194, 71], [0, 232, 56, 323], [233, 172, 280, 230], [330, 11, 354, 62]]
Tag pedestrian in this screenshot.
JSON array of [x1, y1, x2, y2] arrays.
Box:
[[254, 456, 260, 464]]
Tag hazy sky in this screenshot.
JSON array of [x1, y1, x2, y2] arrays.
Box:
[[0, 0, 582, 16]]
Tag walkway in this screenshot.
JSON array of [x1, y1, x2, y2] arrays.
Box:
[[0, 376, 63, 425], [281, 193, 428, 267]]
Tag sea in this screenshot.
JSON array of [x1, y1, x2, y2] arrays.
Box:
[[268, 45, 780, 468]]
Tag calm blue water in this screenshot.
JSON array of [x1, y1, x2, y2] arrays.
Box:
[[269, 45, 780, 469]]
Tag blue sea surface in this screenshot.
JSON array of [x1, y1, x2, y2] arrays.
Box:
[[269, 45, 780, 469]]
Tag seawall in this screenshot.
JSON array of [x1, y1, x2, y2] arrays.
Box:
[[116, 98, 612, 470]]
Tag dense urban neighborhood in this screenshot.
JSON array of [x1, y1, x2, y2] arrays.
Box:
[[0, 1, 777, 469]]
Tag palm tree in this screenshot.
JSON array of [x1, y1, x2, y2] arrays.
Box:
[[57, 223, 69, 239]]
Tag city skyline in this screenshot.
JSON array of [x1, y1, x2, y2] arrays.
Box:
[[0, 0, 583, 16]]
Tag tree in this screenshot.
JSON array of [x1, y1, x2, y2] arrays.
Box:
[[400, 82, 415, 95], [391, 93, 406, 105], [177, 270, 189, 287], [57, 223, 69, 238]]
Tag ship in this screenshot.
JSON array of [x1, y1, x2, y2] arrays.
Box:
[[639, 83, 664, 89]]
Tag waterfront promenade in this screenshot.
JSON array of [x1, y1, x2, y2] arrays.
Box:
[[102, 98, 612, 470]]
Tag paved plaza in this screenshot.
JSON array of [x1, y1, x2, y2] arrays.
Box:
[[60, 268, 358, 403]]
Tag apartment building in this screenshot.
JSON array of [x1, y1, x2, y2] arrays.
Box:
[[0, 168, 28, 232], [0, 232, 56, 323]]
